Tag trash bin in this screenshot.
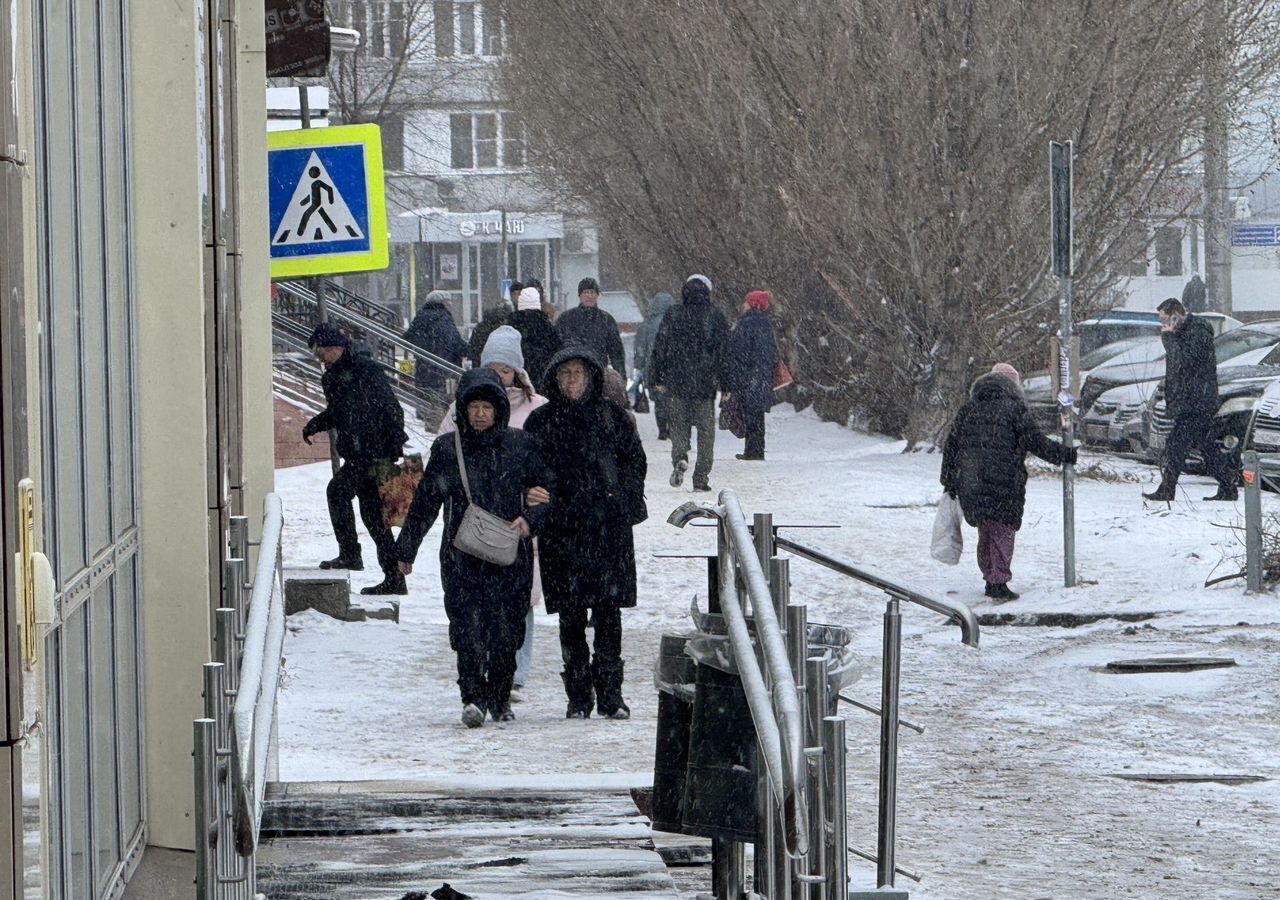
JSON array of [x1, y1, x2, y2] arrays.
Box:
[[651, 634, 696, 833]]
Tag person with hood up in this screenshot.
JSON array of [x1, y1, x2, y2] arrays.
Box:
[[405, 290, 468, 425], [723, 290, 780, 460], [437, 326, 550, 695], [650, 274, 729, 491], [303, 323, 410, 594], [1142, 297, 1237, 502], [940, 362, 1077, 601], [524, 347, 648, 719], [632, 291, 676, 439], [395, 368, 555, 727], [509, 286, 563, 392], [556, 277, 626, 375], [468, 283, 518, 367]]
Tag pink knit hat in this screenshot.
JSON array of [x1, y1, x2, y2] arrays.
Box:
[[991, 362, 1020, 385]]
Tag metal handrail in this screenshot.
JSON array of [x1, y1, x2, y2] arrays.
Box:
[[669, 491, 809, 857], [773, 534, 980, 647], [278, 277, 400, 329], [230, 493, 285, 857]]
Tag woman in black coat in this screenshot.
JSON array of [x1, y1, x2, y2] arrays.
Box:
[[723, 290, 780, 460], [509, 285, 563, 392], [395, 368, 555, 727], [405, 291, 468, 423], [940, 364, 1076, 601], [524, 347, 648, 719]]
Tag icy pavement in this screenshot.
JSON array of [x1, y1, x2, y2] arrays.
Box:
[[275, 405, 1280, 899]]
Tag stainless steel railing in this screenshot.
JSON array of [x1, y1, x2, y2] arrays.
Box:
[[194, 494, 286, 899]]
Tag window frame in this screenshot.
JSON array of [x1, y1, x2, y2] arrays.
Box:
[[448, 110, 528, 171]]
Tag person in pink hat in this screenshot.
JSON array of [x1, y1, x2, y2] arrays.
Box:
[[940, 362, 1077, 601]]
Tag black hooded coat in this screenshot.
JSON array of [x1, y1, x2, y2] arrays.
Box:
[[509, 308, 564, 390], [523, 347, 648, 614], [649, 280, 729, 400], [305, 348, 407, 461], [405, 301, 467, 394], [395, 369, 555, 626], [941, 373, 1074, 530]]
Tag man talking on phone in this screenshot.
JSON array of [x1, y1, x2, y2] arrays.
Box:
[[1143, 298, 1238, 502]]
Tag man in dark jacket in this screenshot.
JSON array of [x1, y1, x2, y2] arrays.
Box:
[[556, 277, 626, 375], [468, 284, 518, 367], [1143, 298, 1237, 502], [633, 291, 676, 439], [395, 368, 555, 726], [723, 290, 779, 460], [303, 323, 409, 594], [941, 363, 1076, 601], [524, 347, 647, 719], [405, 290, 467, 426], [509, 285, 563, 391], [650, 274, 728, 491]]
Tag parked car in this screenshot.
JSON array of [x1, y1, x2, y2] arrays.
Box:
[[1080, 378, 1162, 454], [1076, 310, 1241, 355], [1245, 380, 1280, 485], [1148, 352, 1280, 474], [1023, 336, 1160, 432]]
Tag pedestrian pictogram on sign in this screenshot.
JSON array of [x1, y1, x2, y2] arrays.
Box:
[[268, 123, 388, 278]]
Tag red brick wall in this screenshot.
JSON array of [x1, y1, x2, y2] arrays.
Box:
[[275, 397, 332, 468]]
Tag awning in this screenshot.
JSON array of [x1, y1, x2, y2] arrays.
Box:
[[392, 209, 565, 244]]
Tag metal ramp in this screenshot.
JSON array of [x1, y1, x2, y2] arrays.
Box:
[[255, 782, 682, 899]]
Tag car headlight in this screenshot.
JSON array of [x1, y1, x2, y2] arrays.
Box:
[[1217, 396, 1260, 417]]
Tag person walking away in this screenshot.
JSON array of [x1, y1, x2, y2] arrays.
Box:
[[405, 290, 468, 427], [633, 291, 676, 439], [556, 277, 626, 375], [1142, 298, 1237, 502], [436, 326, 550, 695], [509, 286, 563, 392], [302, 323, 410, 595], [395, 368, 554, 726], [650, 274, 728, 491], [1181, 275, 1208, 314], [524, 347, 648, 719], [940, 362, 1077, 601], [724, 290, 779, 460], [468, 284, 517, 367]]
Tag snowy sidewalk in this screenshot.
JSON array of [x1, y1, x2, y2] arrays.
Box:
[[275, 405, 1280, 899]]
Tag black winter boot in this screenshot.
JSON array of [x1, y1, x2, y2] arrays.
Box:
[[320, 554, 363, 571], [1142, 483, 1176, 502], [592, 658, 631, 720], [1204, 485, 1239, 502], [361, 572, 407, 595], [561, 669, 594, 719]]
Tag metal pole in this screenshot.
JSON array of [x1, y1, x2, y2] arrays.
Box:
[[1062, 275, 1077, 588], [225, 557, 247, 628], [194, 718, 217, 900], [712, 836, 744, 900], [204, 663, 230, 891], [228, 515, 249, 561], [1244, 450, 1263, 592], [823, 716, 847, 900], [753, 512, 774, 587], [784, 595, 807, 899], [876, 595, 902, 888], [806, 656, 830, 900]]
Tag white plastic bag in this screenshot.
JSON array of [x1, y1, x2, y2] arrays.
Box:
[[930, 494, 963, 565]]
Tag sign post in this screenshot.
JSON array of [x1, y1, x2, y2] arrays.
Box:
[[1050, 140, 1077, 587]]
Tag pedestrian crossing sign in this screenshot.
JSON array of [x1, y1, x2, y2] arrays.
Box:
[[267, 123, 388, 278]]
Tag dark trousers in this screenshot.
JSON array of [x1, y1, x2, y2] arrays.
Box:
[[451, 598, 527, 711], [976, 521, 1016, 585], [744, 408, 766, 458], [1163, 412, 1234, 489], [559, 606, 622, 710], [670, 397, 716, 484], [654, 391, 672, 437], [327, 459, 397, 576]]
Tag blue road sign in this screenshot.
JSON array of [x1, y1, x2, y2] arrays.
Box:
[[1232, 224, 1280, 247]]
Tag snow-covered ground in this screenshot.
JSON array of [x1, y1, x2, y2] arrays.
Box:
[[275, 405, 1280, 899]]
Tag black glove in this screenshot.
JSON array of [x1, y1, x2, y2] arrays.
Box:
[[1065, 446, 1078, 466], [302, 418, 321, 445]]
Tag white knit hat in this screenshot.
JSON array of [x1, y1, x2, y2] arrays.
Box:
[[481, 325, 525, 372], [516, 286, 542, 311], [686, 274, 713, 292]]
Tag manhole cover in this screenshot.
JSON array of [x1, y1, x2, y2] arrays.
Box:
[[1111, 773, 1268, 786], [1104, 656, 1236, 673]]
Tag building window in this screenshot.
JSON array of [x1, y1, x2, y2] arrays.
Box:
[[344, 1, 408, 59], [449, 111, 526, 170], [1154, 226, 1183, 277], [434, 1, 503, 58]]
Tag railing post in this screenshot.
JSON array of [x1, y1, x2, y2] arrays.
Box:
[[227, 515, 250, 562], [754, 512, 774, 586], [225, 557, 248, 632], [194, 718, 217, 900], [823, 716, 848, 900], [1244, 450, 1263, 593], [877, 595, 903, 888], [806, 656, 830, 900], [711, 836, 744, 900]]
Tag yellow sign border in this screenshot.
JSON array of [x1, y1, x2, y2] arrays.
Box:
[[268, 123, 389, 279]]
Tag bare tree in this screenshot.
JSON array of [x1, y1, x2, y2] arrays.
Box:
[[501, 0, 1280, 444]]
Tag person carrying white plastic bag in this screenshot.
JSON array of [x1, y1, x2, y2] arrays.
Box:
[[930, 493, 963, 565]]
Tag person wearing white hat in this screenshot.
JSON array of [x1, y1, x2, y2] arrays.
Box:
[[510, 286, 564, 391]]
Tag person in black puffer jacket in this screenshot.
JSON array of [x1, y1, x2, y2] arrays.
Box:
[[405, 291, 467, 425], [941, 363, 1076, 601], [303, 323, 410, 594], [650, 274, 729, 490], [395, 368, 556, 727], [1143, 298, 1236, 502], [524, 346, 647, 720]]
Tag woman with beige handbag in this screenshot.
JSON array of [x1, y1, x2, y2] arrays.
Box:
[[395, 368, 555, 728]]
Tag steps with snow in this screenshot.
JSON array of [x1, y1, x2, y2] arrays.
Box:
[[255, 781, 681, 899]]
